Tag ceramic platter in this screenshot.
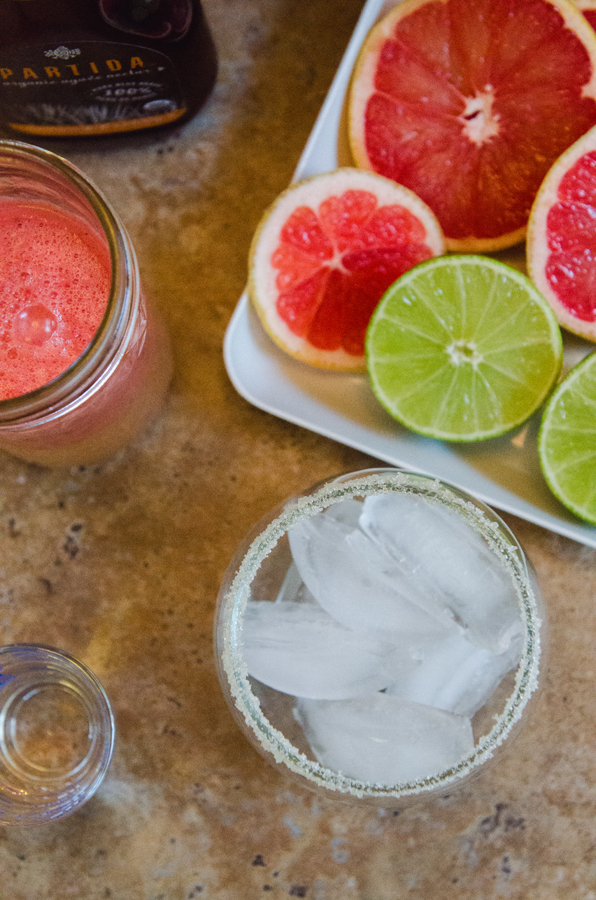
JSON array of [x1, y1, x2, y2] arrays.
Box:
[[224, 0, 596, 548]]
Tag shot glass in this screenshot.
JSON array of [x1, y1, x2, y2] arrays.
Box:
[[215, 468, 546, 805], [0, 140, 172, 467], [0, 644, 115, 825]]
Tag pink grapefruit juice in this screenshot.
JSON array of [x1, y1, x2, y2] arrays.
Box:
[[0, 200, 110, 401], [0, 141, 172, 467], [0, 196, 172, 467]]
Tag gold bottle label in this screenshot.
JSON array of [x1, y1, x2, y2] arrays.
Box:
[[0, 40, 187, 135]]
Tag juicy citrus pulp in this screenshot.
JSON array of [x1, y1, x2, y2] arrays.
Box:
[[527, 123, 596, 341], [349, 0, 596, 251], [248, 168, 444, 370], [366, 255, 563, 441], [539, 351, 596, 523]]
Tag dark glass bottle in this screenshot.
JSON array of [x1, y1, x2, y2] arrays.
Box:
[[0, 0, 217, 138]]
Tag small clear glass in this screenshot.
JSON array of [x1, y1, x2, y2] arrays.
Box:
[[215, 468, 546, 806], [0, 141, 172, 467], [0, 644, 115, 826]]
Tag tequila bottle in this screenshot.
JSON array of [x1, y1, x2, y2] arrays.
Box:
[[0, 0, 217, 137]]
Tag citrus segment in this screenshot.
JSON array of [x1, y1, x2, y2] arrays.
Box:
[[527, 124, 596, 340], [539, 351, 596, 523], [349, 0, 596, 251], [248, 168, 444, 370], [366, 256, 563, 441]]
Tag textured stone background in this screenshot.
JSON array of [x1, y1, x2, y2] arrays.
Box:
[[0, 2, 596, 898]]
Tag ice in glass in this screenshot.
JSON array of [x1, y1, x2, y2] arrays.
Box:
[[215, 469, 545, 803]]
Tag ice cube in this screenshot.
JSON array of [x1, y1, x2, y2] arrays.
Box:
[[275, 562, 318, 606], [242, 601, 412, 699], [322, 497, 363, 528], [359, 492, 522, 653], [345, 527, 457, 634], [385, 629, 523, 717], [294, 694, 475, 784], [287, 503, 456, 644]]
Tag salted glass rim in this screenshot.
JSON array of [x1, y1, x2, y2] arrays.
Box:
[[218, 468, 543, 800]]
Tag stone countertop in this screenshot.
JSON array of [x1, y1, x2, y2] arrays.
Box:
[[1, 1, 596, 898]]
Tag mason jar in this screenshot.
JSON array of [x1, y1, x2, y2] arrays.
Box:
[[0, 140, 172, 466]]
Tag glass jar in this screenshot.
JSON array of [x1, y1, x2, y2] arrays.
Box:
[[215, 468, 547, 806], [0, 140, 173, 466]]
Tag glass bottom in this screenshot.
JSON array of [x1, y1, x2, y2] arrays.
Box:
[[2, 682, 92, 777], [0, 645, 115, 825]]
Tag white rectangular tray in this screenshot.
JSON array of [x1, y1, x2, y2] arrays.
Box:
[[224, 0, 596, 548]]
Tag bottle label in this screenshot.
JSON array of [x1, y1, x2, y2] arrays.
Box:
[[0, 41, 187, 136]]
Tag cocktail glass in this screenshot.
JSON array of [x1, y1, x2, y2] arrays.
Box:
[[215, 468, 546, 805]]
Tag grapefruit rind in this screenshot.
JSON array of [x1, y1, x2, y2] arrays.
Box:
[[527, 123, 596, 342], [574, 0, 596, 26], [538, 351, 596, 524], [366, 255, 563, 442], [349, 0, 596, 253], [248, 168, 444, 371]]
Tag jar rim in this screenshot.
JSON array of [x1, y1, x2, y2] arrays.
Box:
[[0, 140, 137, 424]]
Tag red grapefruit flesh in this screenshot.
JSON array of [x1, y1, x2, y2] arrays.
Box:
[[349, 0, 596, 252], [248, 168, 444, 371], [527, 124, 596, 340]]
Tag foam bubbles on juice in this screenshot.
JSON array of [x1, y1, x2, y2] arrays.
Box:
[[0, 201, 111, 400], [14, 304, 58, 346]]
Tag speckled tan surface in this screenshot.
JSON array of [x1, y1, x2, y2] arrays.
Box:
[[1, 1, 596, 897]]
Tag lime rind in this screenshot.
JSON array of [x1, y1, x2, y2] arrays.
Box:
[[539, 351, 596, 524], [366, 255, 563, 442]]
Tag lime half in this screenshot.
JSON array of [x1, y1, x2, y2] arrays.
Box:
[[366, 255, 563, 441], [539, 352, 596, 524]]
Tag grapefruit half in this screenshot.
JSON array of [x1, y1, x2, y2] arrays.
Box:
[[248, 168, 444, 371], [527, 124, 596, 340], [349, 0, 596, 252]]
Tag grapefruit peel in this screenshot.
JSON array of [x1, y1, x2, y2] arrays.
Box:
[[527, 123, 596, 341], [574, 0, 596, 30], [248, 168, 444, 371]]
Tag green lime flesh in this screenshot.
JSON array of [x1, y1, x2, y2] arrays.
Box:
[[539, 352, 596, 525], [366, 255, 563, 442]]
